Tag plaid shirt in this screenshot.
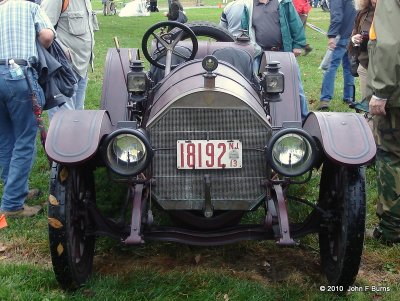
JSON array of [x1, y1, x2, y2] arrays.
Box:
[[0, 0, 54, 60]]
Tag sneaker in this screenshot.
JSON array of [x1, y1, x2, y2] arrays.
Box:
[[27, 188, 41, 200], [304, 44, 313, 56], [318, 100, 330, 111], [0, 205, 42, 218]]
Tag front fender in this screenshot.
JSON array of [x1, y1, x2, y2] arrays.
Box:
[[303, 112, 376, 165], [45, 110, 113, 164]]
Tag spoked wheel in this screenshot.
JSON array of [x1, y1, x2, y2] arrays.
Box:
[[318, 161, 366, 291], [141, 21, 198, 71], [48, 163, 96, 290], [169, 21, 235, 42]]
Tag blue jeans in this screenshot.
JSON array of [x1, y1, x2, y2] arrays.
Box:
[[253, 54, 309, 120], [0, 65, 44, 212], [48, 71, 88, 121], [320, 37, 355, 102]]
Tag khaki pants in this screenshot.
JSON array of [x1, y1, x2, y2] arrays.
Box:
[[357, 64, 368, 101]]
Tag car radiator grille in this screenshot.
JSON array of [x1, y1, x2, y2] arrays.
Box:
[[147, 108, 272, 210]]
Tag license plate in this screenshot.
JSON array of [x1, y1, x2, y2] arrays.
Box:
[[177, 140, 242, 169]]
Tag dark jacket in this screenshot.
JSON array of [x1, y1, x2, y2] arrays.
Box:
[[35, 39, 77, 110], [167, 0, 183, 21], [348, 6, 374, 69], [327, 0, 356, 39]]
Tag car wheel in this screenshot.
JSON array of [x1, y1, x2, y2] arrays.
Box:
[[318, 161, 365, 291], [48, 163, 96, 290], [169, 21, 235, 42]]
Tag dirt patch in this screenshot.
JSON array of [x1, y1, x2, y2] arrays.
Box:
[[2, 237, 399, 288]]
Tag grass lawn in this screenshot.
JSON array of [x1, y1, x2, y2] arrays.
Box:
[[1, 7, 400, 301]]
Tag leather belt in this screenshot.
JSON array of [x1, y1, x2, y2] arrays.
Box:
[[264, 46, 281, 51], [0, 59, 28, 66]]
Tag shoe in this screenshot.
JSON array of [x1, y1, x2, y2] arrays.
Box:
[[318, 100, 330, 111], [343, 98, 356, 107], [366, 227, 400, 245], [0, 205, 42, 218], [304, 44, 313, 56], [27, 188, 41, 200]]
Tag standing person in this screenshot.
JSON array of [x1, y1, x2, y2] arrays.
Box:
[[0, 0, 54, 217], [317, 0, 356, 110], [348, 0, 376, 102], [41, 0, 98, 120], [164, 0, 184, 21], [149, 0, 158, 12], [221, 0, 309, 120], [219, 0, 249, 38], [292, 0, 313, 54], [368, 0, 400, 244]]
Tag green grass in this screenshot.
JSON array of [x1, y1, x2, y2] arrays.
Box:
[[1, 8, 400, 301]]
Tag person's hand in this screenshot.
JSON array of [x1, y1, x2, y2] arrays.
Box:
[[351, 34, 362, 46], [293, 48, 302, 57], [369, 95, 387, 115], [328, 37, 337, 49]]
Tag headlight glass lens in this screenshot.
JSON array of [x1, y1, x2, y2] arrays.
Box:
[[112, 134, 146, 164], [105, 133, 149, 176], [271, 133, 313, 176]]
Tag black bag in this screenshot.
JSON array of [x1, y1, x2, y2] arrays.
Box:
[[177, 10, 187, 23], [349, 53, 359, 77]]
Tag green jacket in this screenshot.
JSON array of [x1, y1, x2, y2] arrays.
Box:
[[247, 0, 306, 56], [368, 0, 400, 107]]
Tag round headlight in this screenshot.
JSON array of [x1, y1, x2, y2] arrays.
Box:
[[267, 129, 317, 177], [103, 129, 153, 176]]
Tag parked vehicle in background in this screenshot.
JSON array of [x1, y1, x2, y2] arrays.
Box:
[[45, 21, 375, 292]]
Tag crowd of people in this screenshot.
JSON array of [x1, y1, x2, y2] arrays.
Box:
[[0, 0, 399, 245]]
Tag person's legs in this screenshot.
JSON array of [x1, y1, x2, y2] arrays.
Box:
[[296, 64, 309, 120], [341, 46, 355, 102], [373, 109, 400, 243], [0, 67, 15, 187], [0, 66, 38, 212], [74, 73, 88, 110], [252, 54, 262, 76], [319, 40, 348, 103], [357, 64, 368, 100]]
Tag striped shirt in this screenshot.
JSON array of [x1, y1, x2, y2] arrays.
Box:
[[0, 0, 54, 60]]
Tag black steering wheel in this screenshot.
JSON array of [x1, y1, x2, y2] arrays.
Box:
[[141, 21, 198, 71]]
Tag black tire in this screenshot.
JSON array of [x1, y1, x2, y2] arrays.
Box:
[[48, 163, 96, 290], [169, 21, 235, 42], [318, 161, 366, 291]]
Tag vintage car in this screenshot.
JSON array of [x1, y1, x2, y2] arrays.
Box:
[[45, 22, 376, 290]]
